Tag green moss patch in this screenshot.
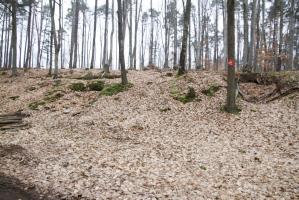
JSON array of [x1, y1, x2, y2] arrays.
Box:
[[28, 101, 46, 110], [44, 91, 64, 102], [101, 83, 132, 96], [87, 80, 105, 91], [202, 85, 221, 96], [171, 85, 198, 104], [69, 82, 86, 92]]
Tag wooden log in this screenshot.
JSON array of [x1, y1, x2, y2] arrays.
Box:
[[0, 112, 29, 131]]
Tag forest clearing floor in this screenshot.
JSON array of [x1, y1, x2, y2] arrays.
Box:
[[0, 69, 298, 199]]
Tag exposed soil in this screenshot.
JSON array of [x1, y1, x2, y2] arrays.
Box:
[[0, 69, 298, 199]]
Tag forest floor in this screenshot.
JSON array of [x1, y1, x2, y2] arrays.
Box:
[[0, 69, 298, 199]]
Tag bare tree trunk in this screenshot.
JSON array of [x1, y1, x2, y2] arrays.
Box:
[[108, 0, 115, 68], [117, 0, 128, 85], [49, 0, 60, 79], [288, 0, 295, 70], [48, 18, 53, 75], [214, 1, 219, 71], [226, 0, 237, 112], [178, 0, 191, 75], [11, 1, 17, 76], [222, 0, 227, 70], [149, 0, 154, 65], [90, 0, 98, 69], [242, 0, 248, 70], [103, 0, 109, 73], [273, 0, 279, 71], [0, 12, 5, 68], [141, 13, 146, 69], [132, 0, 142, 70], [24, 1, 32, 70], [4, 15, 10, 69], [36, 0, 43, 69], [196, 0, 201, 69], [278, 0, 283, 70], [173, 0, 178, 67], [72, 0, 80, 69], [237, 11, 241, 70], [128, 0, 133, 68], [164, 0, 169, 69], [248, 0, 258, 71]]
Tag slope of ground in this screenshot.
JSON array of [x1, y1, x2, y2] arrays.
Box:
[[0, 69, 298, 199]]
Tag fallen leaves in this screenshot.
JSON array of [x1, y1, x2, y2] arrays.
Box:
[[0, 69, 298, 199]]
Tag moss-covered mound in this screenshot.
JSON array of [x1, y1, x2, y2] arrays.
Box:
[[202, 85, 221, 96], [69, 82, 86, 91], [171, 85, 198, 104], [101, 83, 132, 96], [87, 81, 105, 91]]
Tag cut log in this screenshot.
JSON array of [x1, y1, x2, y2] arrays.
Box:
[[0, 112, 29, 131]]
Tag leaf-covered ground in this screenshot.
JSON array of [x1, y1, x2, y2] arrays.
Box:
[[0, 70, 298, 199]]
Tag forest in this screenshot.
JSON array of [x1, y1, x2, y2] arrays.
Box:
[[0, 0, 298, 199]]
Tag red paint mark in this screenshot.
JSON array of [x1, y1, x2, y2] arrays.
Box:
[[228, 58, 235, 67]]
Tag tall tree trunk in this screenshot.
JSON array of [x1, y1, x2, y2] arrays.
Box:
[[196, 0, 202, 69], [4, 15, 10, 69], [141, 14, 145, 69], [254, 0, 261, 72], [273, 0, 279, 71], [36, 0, 43, 69], [48, 18, 53, 75], [117, 0, 128, 85], [108, 0, 115, 67], [288, 0, 295, 70], [11, 1, 17, 76], [188, 20, 191, 70], [128, 0, 133, 68], [278, 0, 283, 70], [49, 0, 60, 79], [103, 0, 109, 73], [132, 0, 142, 70], [0, 12, 5, 68], [248, 0, 258, 71], [164, 0, 169, 69], [237, 11, 241, 70], [242, 0, 249, 70], [81, 11, 86, 69], [214, 1, 219, 71], [205, 15, 209, 69], [24, 1, 32, 70], [178, 0, 191, 75], [173, 0, 178, 67], [222, 0, 227, 70], [226, 0, 237, 112], [90, 0, 98, 69], [72, 0, 80, 69], [149, 0, 154, 65], [261, 0, 266, 50]]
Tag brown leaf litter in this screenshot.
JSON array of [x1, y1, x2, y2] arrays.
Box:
[[0, 69, 298, 199]]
